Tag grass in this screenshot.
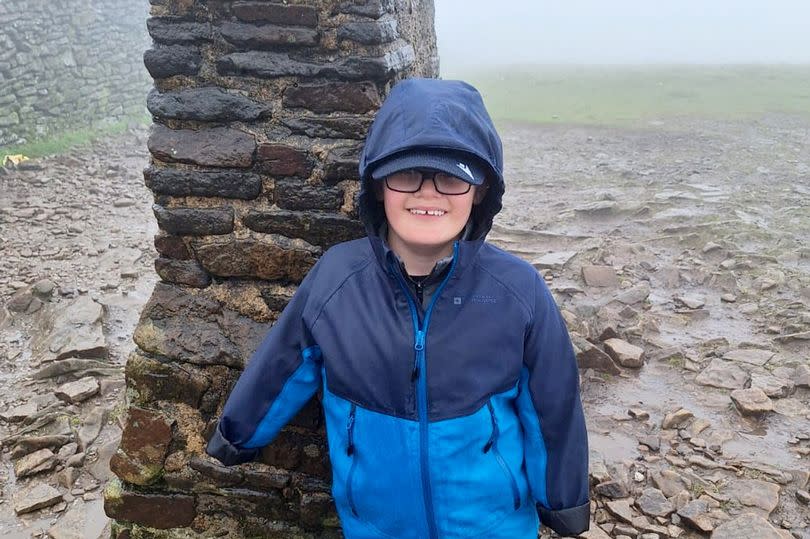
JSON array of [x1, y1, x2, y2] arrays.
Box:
[[442, 64, 810, 126], [0, 112, 150, 161]]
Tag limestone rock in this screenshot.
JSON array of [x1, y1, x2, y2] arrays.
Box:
[[14, 448, 57, 478], [582, 265, 619, 287], [13, 482, 62, 515], [723, 348, 775, 366], [730, 388, 774, 416], [662, 408, 693, 429], [695, 358, 749, 390], [603, 338, 644, 368], [710, 512, 783, 539], [55, 376, 100, 403], [636, 488, 674, 517]]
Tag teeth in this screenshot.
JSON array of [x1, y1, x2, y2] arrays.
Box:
[[409, 209, 445, 216]]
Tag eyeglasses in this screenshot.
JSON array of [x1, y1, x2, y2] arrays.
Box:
[[384, 169, 472, 195]]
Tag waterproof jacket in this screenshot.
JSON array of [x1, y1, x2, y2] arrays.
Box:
[[206, 78, 590, 538]]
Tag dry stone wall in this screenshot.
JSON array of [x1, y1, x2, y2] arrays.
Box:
[[104, 1, 437, 537], [0, 0, 151, 148]]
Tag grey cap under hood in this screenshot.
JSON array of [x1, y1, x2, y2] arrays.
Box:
[[357, 78, 505, 241]]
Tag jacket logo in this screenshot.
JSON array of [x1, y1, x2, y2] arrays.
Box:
[[471, 294, 497, 304], [456, 162, 474, 180]]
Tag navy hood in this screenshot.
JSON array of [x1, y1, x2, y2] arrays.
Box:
[[358, 78, 504, 241]]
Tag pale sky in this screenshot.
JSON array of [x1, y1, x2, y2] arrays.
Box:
[[435, 0, 810, 69]]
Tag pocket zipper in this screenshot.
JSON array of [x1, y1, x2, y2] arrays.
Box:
[[346, 403, 359, 516], [484, 401, 521, 510]]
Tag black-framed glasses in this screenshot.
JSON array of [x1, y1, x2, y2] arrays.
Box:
[[384, 168, 472, 195]]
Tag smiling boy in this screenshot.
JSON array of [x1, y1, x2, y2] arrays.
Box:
[[207, 78, 590, 538]]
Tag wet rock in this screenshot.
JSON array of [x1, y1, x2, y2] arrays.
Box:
[[338, 19, 398, 45], [152, 205, 234, 236], [220, 21, 319, 48], [628, 408, 650, 420], [47, 500, 89, 539], [12, 482, 62, 515], [774, 330, 810, 343], [651, 469, 690, 498], [110, 407, 174, 485], [58, 467, 80, 488], [243, 209, 364, 249], [637, 434, 660, 452], [720, 293, 737, 303], [33, 295, 106, 362], [636, 488, 674, 517], [695, 358, 750, 389], [14, 448, 57, 478], [723, 479, 780, 515], [274, 178, 343, 211], [233, 1, 318, 26], [32, 358, 118, 380], [674, 294, 705, 309], [147, 125, 256, 168], [1, 401, 38, 422], [11, 435, 72, 459], [282, 114, 373, 140], [144, 166, 262, 200], [571, 335, 621, 374], [32, 278, 56, 298], [749, 371, 795, 398], [711, 512, 783, 539], [282, 81, 380, 114], [614, 283, 651, 305], [78, 406, 107, 450], [723, 348, 775, 366], [730, 388, 774, 416], [595, 480, 628, 499], [8, 290, 43, 313], [582, 265, 619, 287], [580, 526, 612, 539], [604, 338, 644, 368], [606, 499, 636, 524], [662, 408, 693, 429], [104, 482, 197, 529], [146, 18, 213, 45], [255, 143, 313, 177], [55, 376, 100, 403], [155, 257, 212, 288], [531, 251, 578, 270], [143, 45, 201, 79], [793, 365, 810, 388], [677, 499, 712, 532], [796, 490, 810, 505]]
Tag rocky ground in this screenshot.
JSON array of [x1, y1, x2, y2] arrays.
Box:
[[0, 115, 809, 539]]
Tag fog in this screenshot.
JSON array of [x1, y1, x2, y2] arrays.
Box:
[[435, 0, 810, 70]]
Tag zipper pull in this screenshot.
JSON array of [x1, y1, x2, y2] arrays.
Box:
[[414, 330, 425, 351], [347, 405, 356, 456]]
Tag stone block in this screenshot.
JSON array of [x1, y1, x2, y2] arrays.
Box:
[[155, 257, 212, 288], [283, 81, 380, 114], [323, 144, 363, 183], [192, 234, 319, 283], [152, 205, 234, 236], [282, 114, 373, 140], [125, 352, 210, 408], [220, 22, 319, 49], [146, 87, 269, 122], [143, 45, 201, 79], [144, 166, 263, 200], [147, 125, 256, 168], [335, 0, 394, 19], [243, 210, 364, 249], [256, 143, 313, 177], [232, 2, 318, 27], [154, 233, 192, 260], [110, 407, 174, 486], [189, 456, 244, 487], [337, 19, 398, 44], [146, 18, 212, 44], [274, 179, 343, 211], [104, 483, 196, 529]]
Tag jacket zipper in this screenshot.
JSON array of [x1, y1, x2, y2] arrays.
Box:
[[390, 241, 459, 539], [484, 400, 521, 510], [346, 403, 359, 517]]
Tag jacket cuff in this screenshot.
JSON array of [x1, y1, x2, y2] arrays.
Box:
[[206, 423, 260, 466], [537, 501, 590, 536]]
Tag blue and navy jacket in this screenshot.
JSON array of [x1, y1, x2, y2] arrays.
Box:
[[207, 79, 590, 538]]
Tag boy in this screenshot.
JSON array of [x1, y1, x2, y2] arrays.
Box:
[[206, 78, 590, 538]]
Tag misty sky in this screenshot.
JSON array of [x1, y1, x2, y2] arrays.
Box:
[[435, 0, 810, 70]]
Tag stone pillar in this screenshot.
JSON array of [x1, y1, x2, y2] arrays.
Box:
[[103, 1, 437, 537]]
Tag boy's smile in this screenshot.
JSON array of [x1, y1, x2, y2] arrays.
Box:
[[382, 174, 477, 271]]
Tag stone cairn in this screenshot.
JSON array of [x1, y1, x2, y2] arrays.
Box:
[[103, 1, 437, 537]]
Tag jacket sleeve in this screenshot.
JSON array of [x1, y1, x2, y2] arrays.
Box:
[[516, 275, 590, 536], [206, 264, 323, 467]]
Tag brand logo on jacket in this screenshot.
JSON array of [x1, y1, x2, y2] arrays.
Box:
[[453, 295, 498, 305]]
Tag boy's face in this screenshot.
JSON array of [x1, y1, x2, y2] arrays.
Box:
[[381, 173, 480, 254]]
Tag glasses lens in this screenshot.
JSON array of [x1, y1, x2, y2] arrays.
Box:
[[386, 170, 422, 192], [434, 173, 471, 195]]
